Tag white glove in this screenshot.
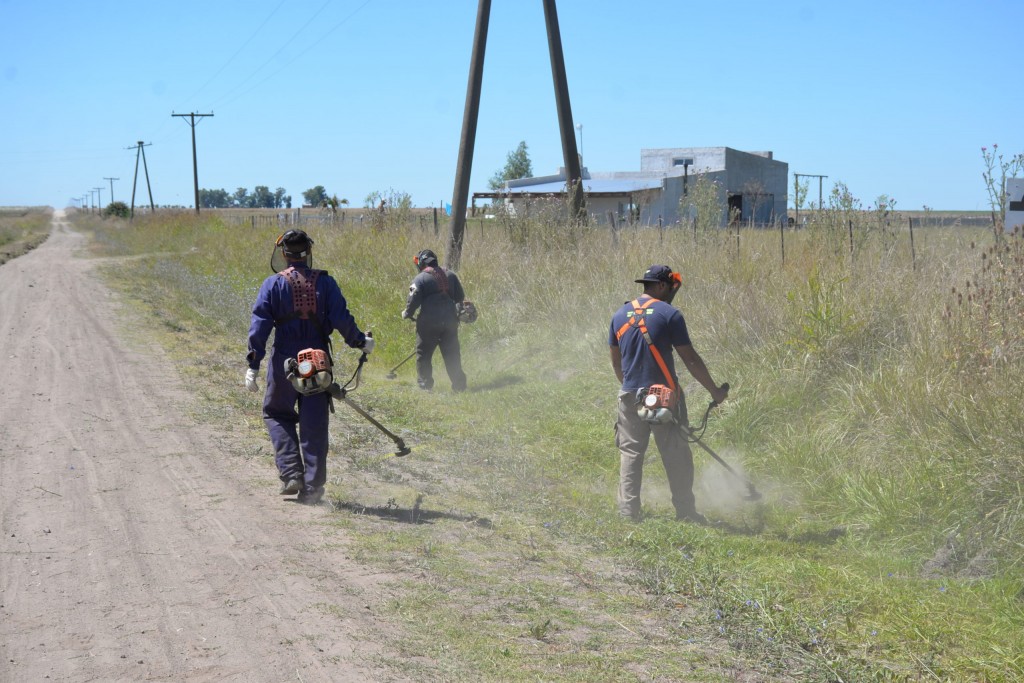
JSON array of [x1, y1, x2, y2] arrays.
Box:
[[361, 335, 375, 355], [401, 309, 411, 320], [245, 368, 260, 392]]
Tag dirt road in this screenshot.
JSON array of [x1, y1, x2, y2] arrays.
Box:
[[0, 213, 409, 682]]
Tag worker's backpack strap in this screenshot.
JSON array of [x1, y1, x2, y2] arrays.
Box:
[[274, 267, 333, 358], [422, 265, 450, 297], [280, 266, 321, 319], [615, 297, 677, 392]]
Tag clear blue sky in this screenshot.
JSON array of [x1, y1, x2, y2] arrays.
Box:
[[2, 0, 1021, 212]]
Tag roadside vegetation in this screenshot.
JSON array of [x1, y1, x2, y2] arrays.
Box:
[[0, 206, 52, 265], [72, 203, 1023, 681]]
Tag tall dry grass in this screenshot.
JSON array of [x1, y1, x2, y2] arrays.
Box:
[[80, 208, 1024, 564]]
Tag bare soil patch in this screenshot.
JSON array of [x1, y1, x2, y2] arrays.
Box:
[[0, 213, 415, 682]]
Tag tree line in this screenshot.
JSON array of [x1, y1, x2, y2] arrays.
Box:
[[199, 186, 292, 209], [197, 185, 347, 210]]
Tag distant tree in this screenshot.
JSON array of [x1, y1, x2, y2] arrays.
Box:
[[233, 187, 251, 208], [199, 188, 231, 208], [303, 186, 328, 208], [102, 201, 130, 219], [488, 141, 533, 192], [253, 185, 275, 208], [273, 187, 287, 209]]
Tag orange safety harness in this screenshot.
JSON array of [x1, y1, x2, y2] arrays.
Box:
[[615, 297, 677, 394], [615, 297, 680, 422]]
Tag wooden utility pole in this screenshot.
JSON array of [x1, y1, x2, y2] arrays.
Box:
[[103, 177, 119, 204], [446, 0, 583, 270], [127, 141, 156, 220], [795, 172, 827, 221], [446, 0, 491, 272], [542, 0, 584, 222], [172, 112, 213, 214]]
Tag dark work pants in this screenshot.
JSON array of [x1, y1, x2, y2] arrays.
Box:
[[415, 317, 466, 391], [263, 350, 330, 494]]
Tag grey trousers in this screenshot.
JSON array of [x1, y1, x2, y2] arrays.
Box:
[[415, 317, 466, 391], [615, 390, 695, 519]]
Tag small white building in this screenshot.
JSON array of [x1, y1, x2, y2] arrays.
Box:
[[475, 147, 788, 227]]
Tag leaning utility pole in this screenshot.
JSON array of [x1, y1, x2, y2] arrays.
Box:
[[445, 0, 491, 272], [104, 177, 119, 204], [542, 0, 584, 222], [172, 111, 213, 214], [94, 187, 105, 210], [127, 141, 156, 220], [446, 0, 584, 270]]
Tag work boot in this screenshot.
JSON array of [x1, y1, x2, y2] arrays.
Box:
[[279, 478, 302, 496], [676, 511, 708, 526], [297, 486, 325, 505]]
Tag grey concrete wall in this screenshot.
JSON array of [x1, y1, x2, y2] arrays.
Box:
[[723, 148, 788, 223]]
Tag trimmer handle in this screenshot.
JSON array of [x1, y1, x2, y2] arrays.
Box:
[[710, 382, 730, 409]]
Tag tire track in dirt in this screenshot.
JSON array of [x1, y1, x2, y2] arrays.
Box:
[[0, 214, 414, 682]]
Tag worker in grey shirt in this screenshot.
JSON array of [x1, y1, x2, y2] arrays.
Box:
[[401, 249, 467, 392]]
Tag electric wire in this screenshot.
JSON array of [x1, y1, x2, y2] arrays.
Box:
[[206, 0, 336, 110], [208, 0, 376, 111], [181, 0, 289, 106]]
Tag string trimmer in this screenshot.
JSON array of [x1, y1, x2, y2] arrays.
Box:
[[327, 352, 411, 457], [385, 351, 416, 379], [681, 383, 762, 502], [285, 338, 410, 457]]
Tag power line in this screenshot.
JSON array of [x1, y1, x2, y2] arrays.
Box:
[[181, 0, 289, 105], [209, 0, 375, 110], [207, 0, 334, 109]]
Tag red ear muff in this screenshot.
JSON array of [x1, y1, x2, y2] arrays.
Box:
[[413, 256, 420, 266]]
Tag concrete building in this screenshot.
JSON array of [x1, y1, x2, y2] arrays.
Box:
[[474, 147, 788, 227]]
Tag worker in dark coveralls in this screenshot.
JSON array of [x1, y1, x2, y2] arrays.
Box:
[[401, 249, 467, 392], [245, 230, 374, 504]]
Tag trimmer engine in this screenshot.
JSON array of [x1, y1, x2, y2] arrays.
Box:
[[636, 384, 678, 424], [284, 348, 333, 395]]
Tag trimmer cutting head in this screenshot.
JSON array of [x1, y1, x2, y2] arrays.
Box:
[[743, 484, 763, 502]]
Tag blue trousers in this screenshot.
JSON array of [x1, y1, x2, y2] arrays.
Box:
[[263, 350, 330, 493]]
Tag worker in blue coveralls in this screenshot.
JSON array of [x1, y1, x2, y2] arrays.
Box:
[[245, 230, 374, 505]]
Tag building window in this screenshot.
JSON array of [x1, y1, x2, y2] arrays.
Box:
[[672, 157, 694, 167]]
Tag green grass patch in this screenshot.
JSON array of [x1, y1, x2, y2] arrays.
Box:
[[0, 206, 52, 264], [73, 209, 1024, 681]]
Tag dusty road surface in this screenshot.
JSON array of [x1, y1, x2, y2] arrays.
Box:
[[0, 213, 411, 682]]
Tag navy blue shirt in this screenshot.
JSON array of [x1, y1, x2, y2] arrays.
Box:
[[609, 295, 691, 391]]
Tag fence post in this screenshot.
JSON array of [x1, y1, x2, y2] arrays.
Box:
[[433, 208, 439, 237], [251, 215, 255, 229], [779, 218, 785, 266], [608, 211, 618, 246], [658, 216, 663, 245], [908, 216, 916, 271], [692, 216, 697, 243], [848, 219, 854, 256]]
